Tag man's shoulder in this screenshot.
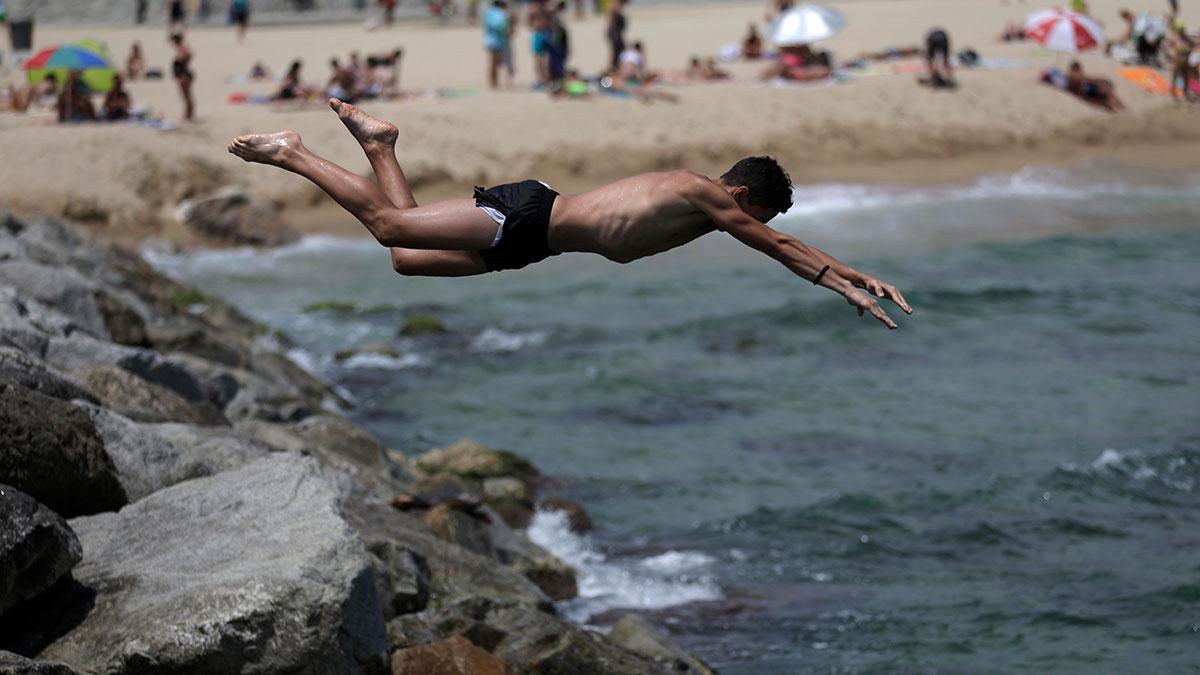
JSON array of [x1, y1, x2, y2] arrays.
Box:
[[656, 169, 715, 195]]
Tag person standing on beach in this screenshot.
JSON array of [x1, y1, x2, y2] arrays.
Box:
[[136, 0, 149, 24], [168, 0, 187, 34], [171, 32, 195, 121], [380, 0, 397, 26], [227, 101, 913, 329], [484, 0, 514, 89], [607, 0, 627, 71], [230, 0, 251, 41], [529, 0, 553, 86]]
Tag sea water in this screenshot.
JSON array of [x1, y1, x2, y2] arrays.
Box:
[[149, 162, 1200, 673]]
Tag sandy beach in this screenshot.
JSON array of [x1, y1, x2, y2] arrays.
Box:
[[1, 0, 1198, 244]]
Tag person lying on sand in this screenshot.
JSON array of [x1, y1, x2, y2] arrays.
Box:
[[228, 100, 913, 329], [1042, 61, 1125, 111], [759, 45, 832, 82]]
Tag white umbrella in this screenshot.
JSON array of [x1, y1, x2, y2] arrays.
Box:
[[1024, 8, 1106, 53], [770, 5, 847, 47]]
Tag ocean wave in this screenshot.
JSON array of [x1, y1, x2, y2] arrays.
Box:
[[784, 165, 1200, 221], [470, 328, 547, 354], [338, 351, 424, 370], [526, 510, 722, 623]]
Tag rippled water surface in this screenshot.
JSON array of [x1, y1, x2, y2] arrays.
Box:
[[152, 164, 1200, 673]]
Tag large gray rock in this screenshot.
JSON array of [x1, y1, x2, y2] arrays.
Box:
[[0, 347, 94, 403], [44, 334, 204, 402], [0, 261, 107, 340], [176, 187, 300, 247], [0, 485, 82, 616], [40, 454, 389, 675], [0, 384, 126, 517], [83, 366, 225, 425], [0, 652, 88, 675], [73, 404, 269, 502]]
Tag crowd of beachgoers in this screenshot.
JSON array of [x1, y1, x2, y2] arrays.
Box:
[[1, 0, 1196, 124]]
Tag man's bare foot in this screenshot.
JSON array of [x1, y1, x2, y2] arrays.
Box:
[[227, 130, 304, 167], [329, 98, 398, 151]]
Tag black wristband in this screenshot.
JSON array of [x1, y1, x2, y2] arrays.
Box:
[[812, 265, 831, 285]]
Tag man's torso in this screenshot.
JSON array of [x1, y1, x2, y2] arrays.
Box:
[[548, 171, 717, 263]]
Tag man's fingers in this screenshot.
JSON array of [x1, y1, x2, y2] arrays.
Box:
[[887, 286, 914, 314], [871, 303, 898, 330]]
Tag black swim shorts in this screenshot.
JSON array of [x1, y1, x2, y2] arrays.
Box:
[[474, 180, 560, 272], [926, 29, 950, 60]]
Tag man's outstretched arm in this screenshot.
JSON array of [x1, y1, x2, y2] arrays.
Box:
[[681, 177, 912, 329]]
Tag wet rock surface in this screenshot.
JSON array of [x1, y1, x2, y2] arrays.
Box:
[[38, 454, 389, 675], [0, 486, 82, 617]]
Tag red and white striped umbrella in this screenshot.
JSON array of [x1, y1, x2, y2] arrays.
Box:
[[1025, 8, 1106, 53]]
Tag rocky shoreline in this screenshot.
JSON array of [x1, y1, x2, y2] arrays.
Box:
[[0, 210, 715, 674]]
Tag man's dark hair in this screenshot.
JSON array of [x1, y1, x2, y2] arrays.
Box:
[[721, 156, 793, 214]]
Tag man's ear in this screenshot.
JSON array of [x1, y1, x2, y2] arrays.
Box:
[[730, 185, 750, 203]]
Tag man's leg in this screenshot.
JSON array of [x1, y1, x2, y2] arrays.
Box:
[[228, 127, 499, 251], [330, 99, 490, 276]]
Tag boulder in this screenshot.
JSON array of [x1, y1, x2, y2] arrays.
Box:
[[176, 187, 300, 247], [366, 539, 431, 621], [92, 289, 148, 348], [484, 513, 578, 602], [84, 366, 226, 425], [483, 478, 534, 529], [0, 261, 107, 339], [390, 599, 663, 675], [39, 454, 389, 675], [145, 323, 250, 369], [0, 485, 82, 616], [390, 636, 510, 675], [296, 415, 390, 471], [606, 615, 716, 675], [0, 652, 87, 675], [342, 495, 552, 612], [44, 334, 204, 402], [0, 288, 51, 358], [0, 347, 94, 403], [486, 603, 662, 675], [415, 440, 539, 484], [419, 503, 496, 559], [73, 404, 269, 502], [0, 384, 126, 517], [537, 497, 594, 534]]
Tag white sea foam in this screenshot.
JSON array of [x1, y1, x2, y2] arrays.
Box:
[[470, 328, 547, 353], [339, 351, 424, 370], [526, 510, 722, 623], [1061, 448, 1195, 493]]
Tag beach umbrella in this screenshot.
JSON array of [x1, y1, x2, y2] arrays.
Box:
[[1025, 8, 1106, 53], [770, 4, 847, 46], [23, 44, 117, 92]]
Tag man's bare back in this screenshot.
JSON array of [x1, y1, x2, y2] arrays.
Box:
[[228, 99, 913, 329], [550, 171, 724, 263]]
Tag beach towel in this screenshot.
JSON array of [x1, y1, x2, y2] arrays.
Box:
[[1119, 67, 1200, 96]]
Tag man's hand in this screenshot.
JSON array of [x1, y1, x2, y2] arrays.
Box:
[[857, 274, 913, 316], [845, 288, 899, 330]]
